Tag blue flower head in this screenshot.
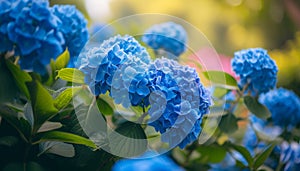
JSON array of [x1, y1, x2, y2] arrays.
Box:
[[209, 152, 248, 171], [142, 22, 187, 59], [259, 88, 300, 128], [77, 35, 151, 107], [279, 141, 300, 171], [6, 0, 65, 73], [242, 125, 265, 156], [231, 48, 278, 95], [244, 115, 283, 156], [112, 152, 183, 171], [51, 5, 89, 67], [0, 0, 29, 52], [144, 58, 211, 148]]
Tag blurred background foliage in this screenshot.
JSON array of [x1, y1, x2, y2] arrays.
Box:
[[51, 0, 300, 94]]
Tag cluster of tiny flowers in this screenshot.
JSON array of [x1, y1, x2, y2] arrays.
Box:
[[0, 0, 27, 52], [231, 48, 278, 95], [144, 58, 211, 148], [279, 141, 300, 171], [0, 0, 88, 73], [51, 5, 89, 67], [3, 0, 65, 73], [259, 88, 300, 128], [142, 22, 187, 58], [112, 152, 183, 171], [77, 35, 151, 107]]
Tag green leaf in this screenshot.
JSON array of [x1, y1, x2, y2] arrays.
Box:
[[213, 87, 229, 98], [253, 143, 276, 170], [37, 121, 62, 133], [34, 130, 97, 149], [235, 159, 247, 168], [225, 142, 253, 166], [24, 102, 34, 126], [55, 49, 70, 70], [38, 141, 75, 157], [54, 87, 82, 110], [96, 97, 114, 115], [219, 113, 238, 134], [203, 71, 238, 89], [27, 80, 58, 133], [45, 59, 56, 86], [244, 96, 271, 119], [0, 105, 31, 142], [0, 57, 20, 103], [3, 162, 46, 171], [0, 136, 19, 147], [109, 121, 147, 157], [56, 68, 85, 84], [196, 144, 227, 163], [72, 102, 108, 146], [6, 60, 32, 99]]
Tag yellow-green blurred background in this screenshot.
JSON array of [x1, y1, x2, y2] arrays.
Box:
[[51, 0, 300, 94]]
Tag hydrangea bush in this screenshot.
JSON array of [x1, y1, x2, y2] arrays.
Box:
[[1, 1, 300, 171]]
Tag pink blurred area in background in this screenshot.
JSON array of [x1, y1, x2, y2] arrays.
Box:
[[185, 47, 239, 80]]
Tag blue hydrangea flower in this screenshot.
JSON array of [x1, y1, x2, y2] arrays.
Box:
[[51, 5, 88, 68], [259, 88, 300, 128], [143, 58, 211, 148], [0, 0, 29, 52], [142, 22, 187, 58], [243, 115, 282, 155], [77, 35, 151, 107], [112, 152, 184, 171], [231, 48, 278, 95], [242, 125, 266, 156], [209, 152, 248, 171], [6, 0, 65, 73], [278, 141, 300, 171]]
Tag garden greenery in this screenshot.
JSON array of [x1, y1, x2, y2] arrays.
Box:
[[1, 0, 300, 171]]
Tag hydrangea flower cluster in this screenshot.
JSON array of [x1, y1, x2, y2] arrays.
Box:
[[242, 120, 300, 171], [209, 152, 247, 171], [0, 0, 28, 52], [142, 22, 187, 58], [77, 35, 151, 107], [112, 152, 183, 171], [243, 115, 282, 155], [4, 0, 65, 73], [51, 5, 88, 68], [231, 48, 278, 95], [0, 0, 88, 73], [78, 34, 211, 148], [144, 58, 211, 148], [259, 88, 300, 128], [279, 141, 300, 171], [242, 125, 267, 156]]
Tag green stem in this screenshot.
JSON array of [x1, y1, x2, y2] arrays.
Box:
[[275, 162, 283, 171], [137, 112, 148, 123], [23, 143, 31, 163]]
